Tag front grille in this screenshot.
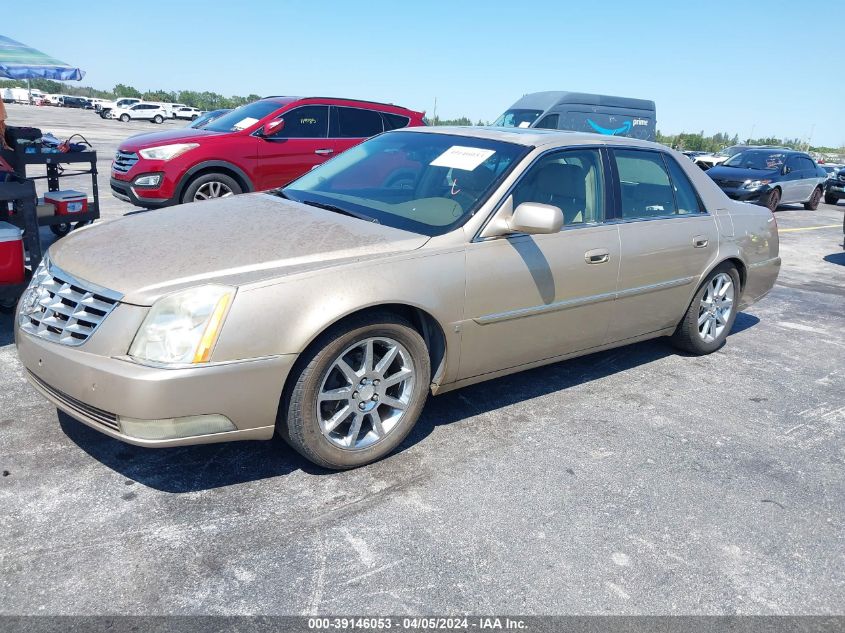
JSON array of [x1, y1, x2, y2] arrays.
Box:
[[19, 262, 122, 347], [715, 179, 744, 189], [27, 370, 120, 432], [112, 150, 139, 173]]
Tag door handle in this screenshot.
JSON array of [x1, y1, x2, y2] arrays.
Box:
[[693, 235, 709, 248], [584, 249, 610, 264], [315, 148, 334, 156]]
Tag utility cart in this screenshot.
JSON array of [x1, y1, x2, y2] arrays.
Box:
[[0, 147, 101, 237]]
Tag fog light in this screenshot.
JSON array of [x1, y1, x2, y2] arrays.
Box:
[[134, 174, 162, 187], [118, 414, 236, 440]]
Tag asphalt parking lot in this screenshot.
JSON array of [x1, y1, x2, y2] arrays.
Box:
[[0, 104, 843, 615]]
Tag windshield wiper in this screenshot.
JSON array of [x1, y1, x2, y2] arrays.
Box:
[[302, 200, 379, 224]]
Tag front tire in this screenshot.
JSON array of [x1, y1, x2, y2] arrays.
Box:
[[824, 192, 838, 205], [671, 264, 740, 355], [762, 188, 780, 212], [181, 172, 242, 203], [119, 114, 129, 122], [279, 313, 431, 469], [804, 187, 822, 210]]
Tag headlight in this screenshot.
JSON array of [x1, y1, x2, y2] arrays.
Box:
[[129, 285, 235, 365], [138, 143, 199, 161], [743, 179, 771, 189]]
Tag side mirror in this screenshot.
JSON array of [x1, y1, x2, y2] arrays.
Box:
[[261, 118, 284, 137], [782, 165, 790, 175], [507, 202, 563, 234]]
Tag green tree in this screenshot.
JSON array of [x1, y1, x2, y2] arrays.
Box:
[[113, 84, 142, 98]]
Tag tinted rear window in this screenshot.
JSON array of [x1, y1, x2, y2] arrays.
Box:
[[382, 112, 411, 131], [332, 107, 383, 138]]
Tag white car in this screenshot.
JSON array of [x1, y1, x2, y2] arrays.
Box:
[[174, 106, 201, 120], [99, 97, 141, 118], [112, 103, 168, 123]]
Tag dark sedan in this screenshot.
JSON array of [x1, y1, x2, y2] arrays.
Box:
[[706, 149, 825, 211], [824, 166, 845, 205]]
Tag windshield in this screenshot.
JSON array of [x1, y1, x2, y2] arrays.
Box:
[[723, 150, 788, 170], [493, 109, 543, 128], [203, 101, 281, 132], [282, 131, 529, 236], [190, 109, 231, 128], [716, 145, 746, 158]]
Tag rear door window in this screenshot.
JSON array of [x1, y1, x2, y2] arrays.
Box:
[[613, 149, 677, 219], [331, 106, 384, 138], [664, 155, 703, 214]]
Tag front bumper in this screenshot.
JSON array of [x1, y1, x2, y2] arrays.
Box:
[[16, 326, 296, 447], [110, 176, 174, 208], [824, 182, 845, 199], [718, 186, 767, 203]]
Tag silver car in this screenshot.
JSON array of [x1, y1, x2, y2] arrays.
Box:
[[15, 127, 780, 468]]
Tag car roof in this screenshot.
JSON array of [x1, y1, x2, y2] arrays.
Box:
[[390, 125, 662, 149], [261, 95, 421, 114]]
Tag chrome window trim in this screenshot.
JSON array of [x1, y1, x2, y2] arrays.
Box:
[[602, 212, 709, 226], [474, 276, 696, 325]]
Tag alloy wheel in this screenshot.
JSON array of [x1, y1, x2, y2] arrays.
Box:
[[316, 337, 415, 450], [193, 181, 234, 201], [697, 272, 734, 343]]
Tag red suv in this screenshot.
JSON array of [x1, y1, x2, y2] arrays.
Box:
[[110, 96, 425, 207]]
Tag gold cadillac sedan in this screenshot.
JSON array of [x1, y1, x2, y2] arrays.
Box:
[[15, 127, 780, 469]]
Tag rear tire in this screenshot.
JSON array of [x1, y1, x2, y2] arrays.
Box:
[[153, 114, 164, 124], [279, 313, 431, 470], [671, 263, 740, 355], [804, 187, 822, 210], [762, 188, 780, 212]]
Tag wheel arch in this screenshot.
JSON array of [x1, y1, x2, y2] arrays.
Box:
[[282, 302, 449, 402], [175, 160, 255, 202]]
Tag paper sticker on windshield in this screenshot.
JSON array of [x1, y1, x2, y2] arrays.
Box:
[[430, 146, 495, 171], [232, 117, 258, 131], [517, 121, 531, 128]]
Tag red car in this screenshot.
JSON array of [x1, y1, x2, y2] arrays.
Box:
[[110, 96, 425, 207]]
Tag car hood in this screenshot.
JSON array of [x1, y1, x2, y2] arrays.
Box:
[[119, 127, 222, 150], [707, 166, 779, 182], [48, 193, 430, 305]]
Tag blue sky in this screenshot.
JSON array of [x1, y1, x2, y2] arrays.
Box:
[[8, 0, 842, 146]]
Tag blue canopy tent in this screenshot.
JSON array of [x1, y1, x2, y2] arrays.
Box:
[[0, 34, 85, 81]]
